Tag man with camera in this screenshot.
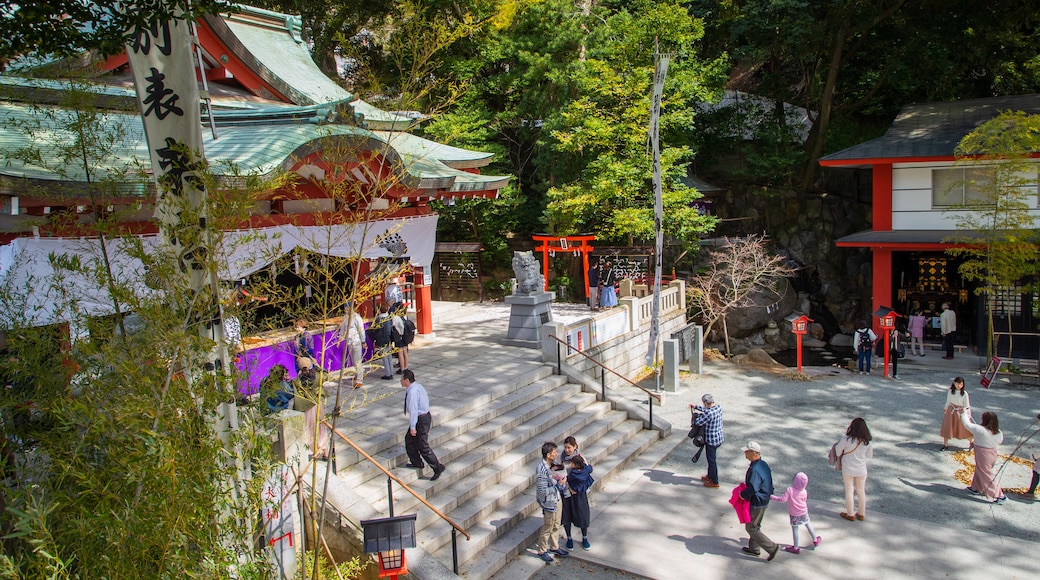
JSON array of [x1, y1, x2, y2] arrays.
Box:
[[691, 393, 724, 488]]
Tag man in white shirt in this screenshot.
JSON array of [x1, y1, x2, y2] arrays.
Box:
[[401, 370, 445, 480], [940, 303, 957, 359]]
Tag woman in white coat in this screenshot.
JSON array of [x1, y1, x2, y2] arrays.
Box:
[[834, 417, 874, 521]]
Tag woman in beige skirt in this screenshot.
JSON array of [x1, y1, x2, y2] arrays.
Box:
[[940, 377, 973, 451]]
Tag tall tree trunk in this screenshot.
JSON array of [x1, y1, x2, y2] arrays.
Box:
[[799, 20, 848, 191]]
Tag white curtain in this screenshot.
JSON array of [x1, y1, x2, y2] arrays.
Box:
[[0, 214, 438, 327]]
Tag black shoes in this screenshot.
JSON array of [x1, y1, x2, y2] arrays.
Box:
[[381, 375, 394, 380], [741, 547, 761, 557], [430, 465, 446, 481], [742, 546, 779, 561], [404, 463, 424, 469]]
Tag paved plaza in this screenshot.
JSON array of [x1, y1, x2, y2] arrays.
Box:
[[418, 302, 1038, 580], [523, 360, 1036, 580]]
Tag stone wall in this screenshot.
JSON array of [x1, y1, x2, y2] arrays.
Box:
[[541, 306, 688, 390], [710, 182, 874, 333]]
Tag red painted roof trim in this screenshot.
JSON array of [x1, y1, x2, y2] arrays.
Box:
[[821, 152, 1040, 167], [194, 20, 290, 102], [820, 155, 955, 167]]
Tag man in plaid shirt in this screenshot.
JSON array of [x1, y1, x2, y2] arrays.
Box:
[[692, 393, 724, 487]]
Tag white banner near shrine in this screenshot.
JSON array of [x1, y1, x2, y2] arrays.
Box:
[[125, 16, 209, 244]]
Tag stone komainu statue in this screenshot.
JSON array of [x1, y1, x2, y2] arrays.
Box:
[[512, 251, 544, 295]]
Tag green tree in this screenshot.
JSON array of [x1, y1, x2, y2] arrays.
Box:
[[425, 0, 723, 253], [689, 0, 1040, 191], [0, 78, 274, 578], [0, 1, 230, 58], [945, 111, 1040, 358]]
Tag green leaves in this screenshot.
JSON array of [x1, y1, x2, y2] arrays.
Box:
[[0, 1, 231, 59]]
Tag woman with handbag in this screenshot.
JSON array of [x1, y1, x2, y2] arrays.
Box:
[[833, 417, 873, 521], [940, 377, 973, 451]]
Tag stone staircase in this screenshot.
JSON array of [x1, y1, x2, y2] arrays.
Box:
[[331, 365, 661, 579]]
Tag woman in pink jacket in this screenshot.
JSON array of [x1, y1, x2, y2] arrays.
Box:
[[771, 472, 821, 554], [908, 309, 927, 356]]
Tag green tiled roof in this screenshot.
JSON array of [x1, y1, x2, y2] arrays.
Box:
[[219, 11, 349, 106], [0, 102, 506, 193], [213, 6, 414, 131], [0, 102, 151, 184], [373, 131, 494, 169]]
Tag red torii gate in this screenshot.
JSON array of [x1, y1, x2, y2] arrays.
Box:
[[532, 234, 596, 295]]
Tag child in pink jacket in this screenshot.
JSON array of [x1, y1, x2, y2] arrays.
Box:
[[770, 472, 821, 554]]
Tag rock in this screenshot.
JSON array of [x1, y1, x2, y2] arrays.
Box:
[[808, 322, 825, 340], [733, 348, 785, 368], [802, 337, 826, 348], [722, 279, 798, 338], [831, 333, 854, 348]]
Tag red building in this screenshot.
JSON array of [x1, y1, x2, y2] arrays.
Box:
[[0, 5, 508, 334], [820, 94, 1040, 355]]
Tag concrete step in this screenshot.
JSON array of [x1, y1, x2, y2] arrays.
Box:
[[419, 411, 646, 560], [335, 373, 570, 490], [352, 386, 596, 507], [380, 399, 615, 523], [330, 366, 555, 465], [408, 408, 629, 533], [451, 428, 661, 580], [324, 359, 664, 580]]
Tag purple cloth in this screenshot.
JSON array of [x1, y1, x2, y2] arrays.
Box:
[[235, 326, 372, 395]]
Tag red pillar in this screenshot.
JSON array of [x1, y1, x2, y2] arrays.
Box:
[[582, 247, 590, 300], [413, 266, 433, 335], [872, 249, 893, 336], [542, 247, 551, 292], [873, 164, 893, 231]]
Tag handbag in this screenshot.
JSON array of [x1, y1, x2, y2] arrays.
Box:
[[827, 443, 839, 467], [828, 440, 861, 471]]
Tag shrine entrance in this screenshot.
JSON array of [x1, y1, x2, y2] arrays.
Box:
[[532, 235, 596, 299]]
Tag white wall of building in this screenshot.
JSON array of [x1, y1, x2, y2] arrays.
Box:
[[891, 161, 1040, 230]]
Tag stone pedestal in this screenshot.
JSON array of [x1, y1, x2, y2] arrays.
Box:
[[503, 291, 556, 349], [662, 338, 679, 392]]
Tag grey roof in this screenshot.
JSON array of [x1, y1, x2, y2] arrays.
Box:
[[835, 229, 987, 246], [820, 94, 1040, 165]]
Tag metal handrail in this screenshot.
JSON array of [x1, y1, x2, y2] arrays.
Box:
[[323, 421, 470, 573], [546, 334, 661, 428]]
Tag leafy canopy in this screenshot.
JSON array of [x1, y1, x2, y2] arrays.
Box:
[[0, 1, 231, 58]]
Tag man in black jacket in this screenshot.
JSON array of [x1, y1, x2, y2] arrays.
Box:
[[739, 441, 779, 561]]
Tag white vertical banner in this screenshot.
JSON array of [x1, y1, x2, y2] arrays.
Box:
[[126, 16, 209, 243], [645, 52, 669, 368], [125, 10, 247, 550]]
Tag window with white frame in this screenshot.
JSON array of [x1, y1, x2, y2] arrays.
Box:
[[932, 167, 993, 207]]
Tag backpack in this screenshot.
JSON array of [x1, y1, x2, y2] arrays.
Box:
[[367, 315, 393, 347], [857, 329, 872, 352], [401, 318, 416, 345], [392, 317, 417, 347]]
